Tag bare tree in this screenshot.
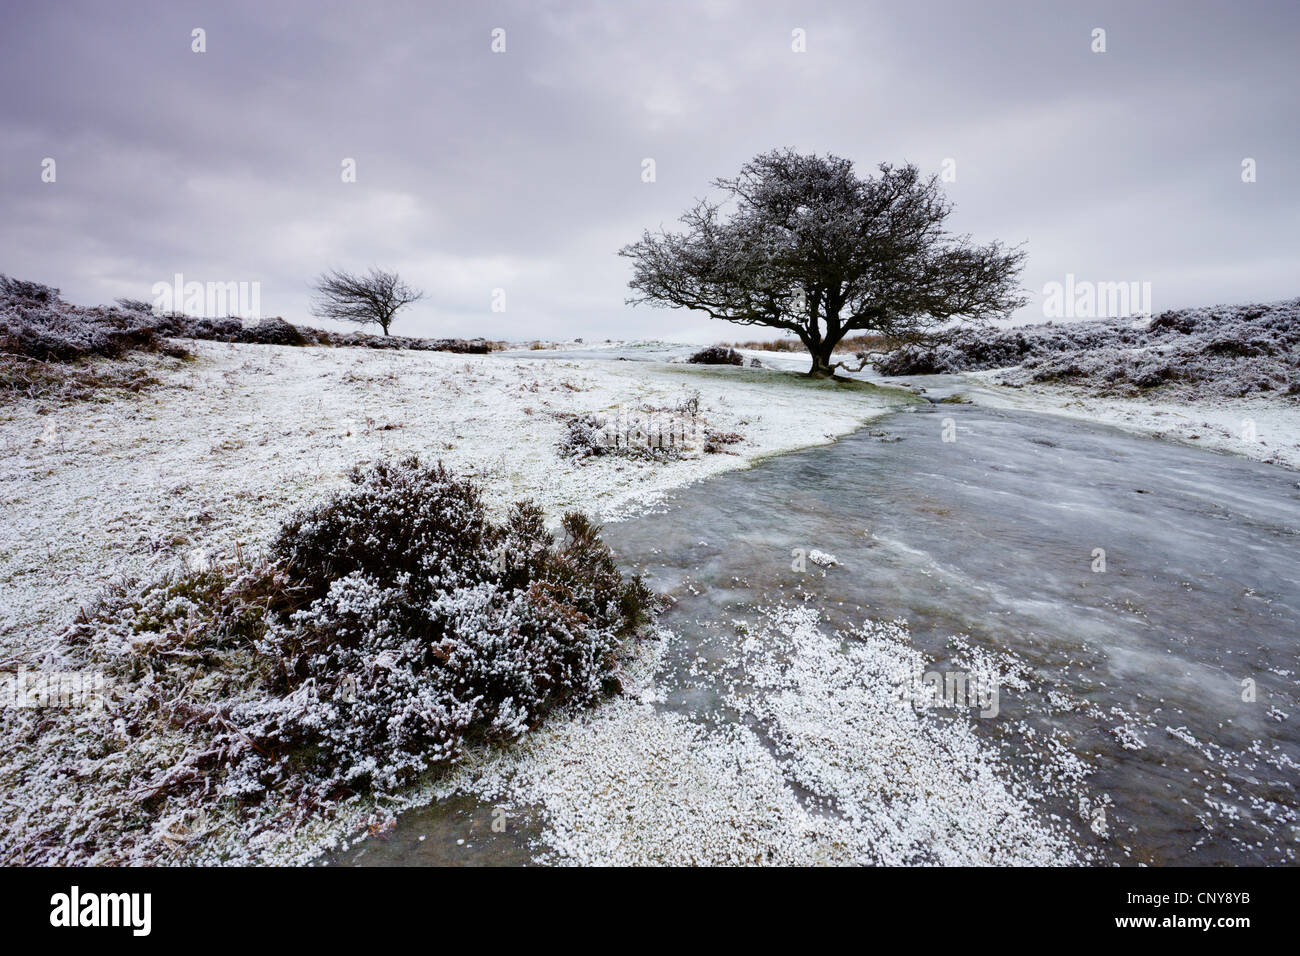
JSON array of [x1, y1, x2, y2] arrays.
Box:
[[620, 150, 1027, 377], [309, 268, 424, 336]]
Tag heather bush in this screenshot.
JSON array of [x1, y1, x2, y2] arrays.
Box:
[[66, 458, 654, 813], [145, 314, 490, 352], [0, 275, 60, 304], [1, 275, 191, 401], [147, 314, 310, 347], [559, 412, 617, 459], [1, 275, 176, 363], [688, 346, 743, 365], [0, 273, 492, 404], [0, 310, 165, 362], [872, 297, 1300, 401], [558, 404, 712, 461], [2, 274, 488, 366]]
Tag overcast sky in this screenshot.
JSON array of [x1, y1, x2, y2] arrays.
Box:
[[2, 0, 1296, 342]]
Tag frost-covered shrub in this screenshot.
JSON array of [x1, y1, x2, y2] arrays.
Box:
[[145, 313, 490, 352], [688, 346, 744, 365], [271, 458, 494, 604], [147, 315, 308, 347], [240, 496, 649, 797], [0, 274, 491, 371], [559, 412, 615, 459], [1, 276, 192, 360], [234, 317, 308, 346], [873, 321, 1137, 375], [66, 458, 654, 813], [1, 275, 176, 363], [0, 311, 164, 362], [0, 353, 168, 401], [0, 276, 192, 401], [873, 297, 1300, 401], [557, 407, 707, 461], [0, 275, 60, 304], [367, 333, 490, 354]]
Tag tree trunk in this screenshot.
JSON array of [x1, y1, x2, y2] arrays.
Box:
[[807, 341, 837, 377]]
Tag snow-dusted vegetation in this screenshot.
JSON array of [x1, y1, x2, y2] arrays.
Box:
[[0, 274, 490, 403], [0, 335, 899, 653], [687, 346, 744, 366], [0, 306, 907, 863], [875, 297, 1300, 402], [3, 278, 1293, 867], [4, 458, 652, 864], [0, 276, 193, 401]]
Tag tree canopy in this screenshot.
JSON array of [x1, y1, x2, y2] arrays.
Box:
[[620, 150, 1027, 376], [310, 267, 424, 336]]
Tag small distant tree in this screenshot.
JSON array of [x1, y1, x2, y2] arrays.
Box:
[[620, 150, 1027, 377], [310, 267, 424, 336]]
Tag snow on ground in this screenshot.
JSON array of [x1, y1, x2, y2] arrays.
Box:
[[0, 339, 1098, 866], [415, 606, 1086, 865], [964, 372, 1300, 470], [0, 340, 906, 658]]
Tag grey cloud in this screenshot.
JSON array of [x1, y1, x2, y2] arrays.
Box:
[[1, 0, 1296, 341]]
